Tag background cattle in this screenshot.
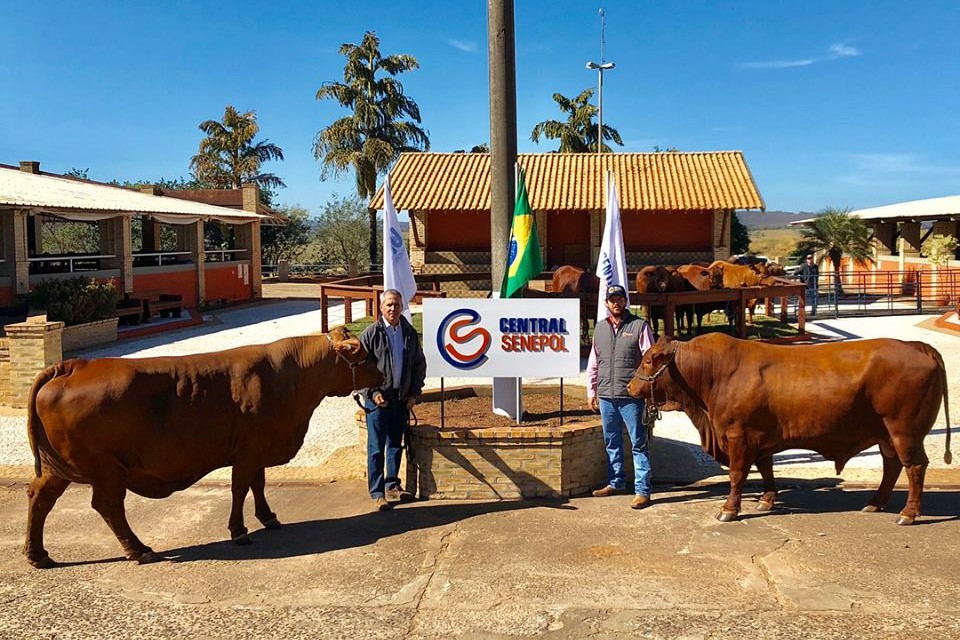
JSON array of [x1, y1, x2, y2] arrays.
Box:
[[550, 265, 599, 343], [24, 326, 382, 568], [627, 333, 951, 525]]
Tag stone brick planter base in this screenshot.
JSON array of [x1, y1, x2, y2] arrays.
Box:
[[357, 385, 613, 500], [62, 317, 119, 352]]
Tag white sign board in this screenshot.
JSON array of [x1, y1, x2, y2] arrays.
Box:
[[423, 298, 581, 378]]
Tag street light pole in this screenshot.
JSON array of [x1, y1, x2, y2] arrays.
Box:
[[586, 9, 614, 154]]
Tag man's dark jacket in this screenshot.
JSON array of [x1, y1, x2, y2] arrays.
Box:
[[359, 316, 427, 402]]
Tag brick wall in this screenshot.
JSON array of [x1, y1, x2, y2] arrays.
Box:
[[3, 321, 64, 408], [61, 318, 118, 353], [0, 338, 10, 407], [357, 418, 613, 499]]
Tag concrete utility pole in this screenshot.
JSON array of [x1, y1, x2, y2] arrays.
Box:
[[488, 0, 517, 292], [488, 0, 522, 422]]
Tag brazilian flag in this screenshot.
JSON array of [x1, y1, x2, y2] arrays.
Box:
[[500, 168, 544, 298]]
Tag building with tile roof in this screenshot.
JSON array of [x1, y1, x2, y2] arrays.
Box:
[[369, 152, 764, 277], [0, 161, 268, 310]]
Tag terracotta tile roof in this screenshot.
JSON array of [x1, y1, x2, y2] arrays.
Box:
[[369, 152, 765, 212]]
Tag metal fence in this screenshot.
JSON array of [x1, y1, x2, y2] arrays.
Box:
[[789, 269, 960, 319]]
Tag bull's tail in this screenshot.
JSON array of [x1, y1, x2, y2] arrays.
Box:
[[27, 363, 69, 478], [932, 348, 952, 465]]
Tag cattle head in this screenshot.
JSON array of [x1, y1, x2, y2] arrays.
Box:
[[636, 265, 672, 294], [327, 326, 384, 395], [627, 336, 683, 411]]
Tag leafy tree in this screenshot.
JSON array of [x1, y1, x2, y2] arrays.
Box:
[[64, 167, 90, 180], [39, 218, 100, 255], [922, 233, 959, 268], [261, 205, 314, 265], [730, 212, 750, 254], [314, 31, 430, 268], [190, 106, 285, 198], [798, 207, 874, 294], [530, 88, 623, 153], [454, 143, 489, 153], [314, 195, 380, 277]]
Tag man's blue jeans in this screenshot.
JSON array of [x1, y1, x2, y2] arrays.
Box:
[[365, 396, 408, 499], [599, 397, 652, 496]]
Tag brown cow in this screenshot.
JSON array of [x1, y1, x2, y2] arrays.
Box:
[[701, 261, 778, 327], [24, 326, 382, 568], [635, 265, 676, 335], [551, 265, 600, 341], [627, 333, 952, 525], [673, 265, 719, 334]]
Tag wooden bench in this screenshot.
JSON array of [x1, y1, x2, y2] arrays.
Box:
[[128, 290, 183, 322], [112, 301, 145, 326]]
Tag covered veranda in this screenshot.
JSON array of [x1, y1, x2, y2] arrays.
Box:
[[0, 162, 266, 310]]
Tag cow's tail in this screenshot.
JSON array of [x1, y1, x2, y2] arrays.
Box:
[[27, 362, 69, 478], [932, 348, 952, 465]]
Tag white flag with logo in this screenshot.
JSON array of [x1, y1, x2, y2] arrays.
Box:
[[595, 171, 630, 322], [382, 174, 418, 320]]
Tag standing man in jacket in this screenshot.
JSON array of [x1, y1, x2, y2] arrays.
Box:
[[799, 254, 819, 317], [359, 289, 427, 511], [587, 284, 656, 509]]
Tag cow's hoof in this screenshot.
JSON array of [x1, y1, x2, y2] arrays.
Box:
[[716, 510, 739, 522], [232, 533, 253, 545], [861, 504, 884, 513], [261, 517, 282, 530], [895, 514, 916, 526], [28, 554, 56, 569], [756, 500, 775, 512], [136, 550, 162, 565]]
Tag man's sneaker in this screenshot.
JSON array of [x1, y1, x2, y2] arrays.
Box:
[[373, 496, 393, 511], [385, 488, 416, 503], [592, 485, 626, 497], [631, 494, 651, 510]]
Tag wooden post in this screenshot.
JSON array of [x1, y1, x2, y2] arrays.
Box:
[[320, 285, 329, 333], [737, 290, 747, 338]]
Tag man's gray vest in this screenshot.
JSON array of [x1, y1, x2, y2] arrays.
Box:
[[593, 313, 647, 399]]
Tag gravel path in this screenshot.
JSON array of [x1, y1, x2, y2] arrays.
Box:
[[0, 302, 957, 484]]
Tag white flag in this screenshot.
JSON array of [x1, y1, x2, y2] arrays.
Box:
[[595, 171, 630, 322], [382, 174, 418, 320]]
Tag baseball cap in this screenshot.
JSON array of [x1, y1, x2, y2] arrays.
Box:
[[605, 284, 627, 300]]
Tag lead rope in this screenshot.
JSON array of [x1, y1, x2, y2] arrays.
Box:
[[638, 345, 679, 429], [328, 332, 375, 415]]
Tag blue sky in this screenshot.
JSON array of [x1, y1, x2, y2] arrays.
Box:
[[2, 1, 958, 215]]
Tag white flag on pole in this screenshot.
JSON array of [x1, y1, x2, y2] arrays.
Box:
[[382, 174, 418, 320], [595, 171, 630, 322]]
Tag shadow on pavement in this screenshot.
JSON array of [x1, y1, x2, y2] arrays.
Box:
[[659, 480, 960, 522], [162, 497, 575, 563]]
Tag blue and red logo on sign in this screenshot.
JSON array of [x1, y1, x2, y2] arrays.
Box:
[[437, 308, 491, 370]]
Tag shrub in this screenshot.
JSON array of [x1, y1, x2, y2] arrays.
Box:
[[922, 234, 959, 268], [29, 277, 120, 326]]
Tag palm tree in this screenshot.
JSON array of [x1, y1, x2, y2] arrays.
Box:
[[530, 88, 623, 153], [190, 106, 285, 193], [314, 31, 430, 268], [799, 207, 874, 295]]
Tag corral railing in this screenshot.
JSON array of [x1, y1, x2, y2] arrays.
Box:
[[796, 269, 960, 318], [318, 273, 485, 332]]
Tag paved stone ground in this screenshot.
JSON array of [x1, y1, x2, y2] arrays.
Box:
[[1, 290, 959, 637], [1, 479, 958, 639]]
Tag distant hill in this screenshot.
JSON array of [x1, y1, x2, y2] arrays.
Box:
[[738, 210, 813, 229]]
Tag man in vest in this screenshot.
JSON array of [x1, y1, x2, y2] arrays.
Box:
[[587, 284, 656, 509]]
